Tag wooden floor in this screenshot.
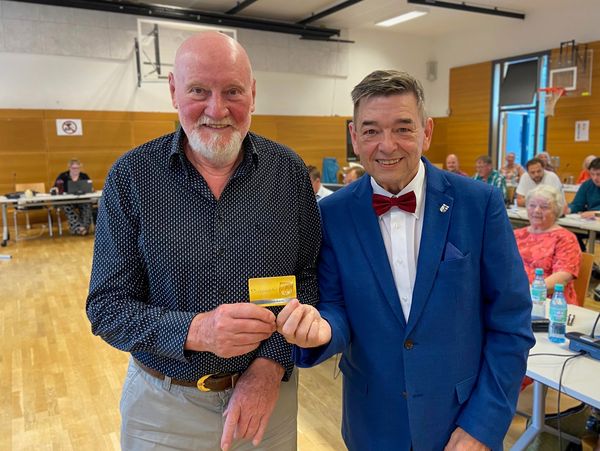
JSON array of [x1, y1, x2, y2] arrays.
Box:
[[1, 228, 599, 450]]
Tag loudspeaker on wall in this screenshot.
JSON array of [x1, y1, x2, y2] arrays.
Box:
[[426, 61, 437, 81]]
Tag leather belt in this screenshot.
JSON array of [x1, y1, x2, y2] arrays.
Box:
[[133, 358, 240, 392]]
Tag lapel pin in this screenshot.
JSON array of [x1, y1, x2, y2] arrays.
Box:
[[440, 204, 449, 213]]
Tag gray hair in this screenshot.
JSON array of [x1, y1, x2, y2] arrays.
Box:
[[351, 70, 427, 125], [525, 184, 564, 219]]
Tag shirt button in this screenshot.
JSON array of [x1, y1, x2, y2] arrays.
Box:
[[217, 247, 225, 256], [218, 287, 227, 296], [404, 339, 414, 350]]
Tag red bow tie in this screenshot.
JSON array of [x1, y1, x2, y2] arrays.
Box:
[[372, 192, 417, 216]]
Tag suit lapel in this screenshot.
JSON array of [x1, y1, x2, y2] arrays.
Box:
[[349, 176, 407, 328], [406, 160, 454, 336]]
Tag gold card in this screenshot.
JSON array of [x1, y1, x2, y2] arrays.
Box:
[[248, 276, 296, 307]]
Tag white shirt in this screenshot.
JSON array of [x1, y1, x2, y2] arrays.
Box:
[[516, 170, 563, 196], [316, 184, 333, 200], [371, 160, 426, 321]]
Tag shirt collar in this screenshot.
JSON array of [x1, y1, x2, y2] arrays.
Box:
[[370, 160, 426, 219]]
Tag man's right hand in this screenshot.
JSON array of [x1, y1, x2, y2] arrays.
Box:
[[276, 299, 332, 348], [185, 303, 276, 358]]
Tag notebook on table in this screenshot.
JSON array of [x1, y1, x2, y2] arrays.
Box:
[[67, 180, 93, 195]]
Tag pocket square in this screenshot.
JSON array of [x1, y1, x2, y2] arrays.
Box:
[[443, 242, 465, 262]]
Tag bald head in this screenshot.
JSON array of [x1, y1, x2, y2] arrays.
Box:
[[445, 154, 460, 172], [168, 32, 256, 167], [173, 32, 253, 82]]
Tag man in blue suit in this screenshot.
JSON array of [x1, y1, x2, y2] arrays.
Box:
[[277, 70, 535, 450]]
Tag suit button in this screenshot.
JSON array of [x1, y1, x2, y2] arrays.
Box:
[[402, 391, 408, 399], [404, 339, 414, 350]]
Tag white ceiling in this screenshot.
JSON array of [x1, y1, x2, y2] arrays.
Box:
[[141, 0, 572, 38]]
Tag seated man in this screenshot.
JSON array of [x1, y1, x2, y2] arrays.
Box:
[[307, 165, 333, 200], [473, 155, 506, 200], [54, 159, 93, 235], [445, 153, 468, 176], [515, 157, 565, 207], [500, 152, 525, 185], [343, 165, 365, 185], [569, 157, 600, 218]]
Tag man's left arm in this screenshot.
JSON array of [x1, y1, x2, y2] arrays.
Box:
[[455, 188, 535, 449]]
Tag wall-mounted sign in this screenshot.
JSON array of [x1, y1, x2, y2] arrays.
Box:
[[575, 120, 590, 142], [56, 119, 83, 136]]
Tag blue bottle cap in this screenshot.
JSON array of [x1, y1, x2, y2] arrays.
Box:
[[554, 283, 564, 291], [535, 268, 544, 276]]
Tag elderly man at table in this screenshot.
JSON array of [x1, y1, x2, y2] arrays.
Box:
[[445, 153, 468, 176], [474, 155, 507, 200], [569, 157, 600, 218], [516, 157, 564, 208], [277, 69, 534, 451]]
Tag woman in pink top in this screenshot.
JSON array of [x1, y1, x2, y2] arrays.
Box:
[[514, 185, 581, 304]]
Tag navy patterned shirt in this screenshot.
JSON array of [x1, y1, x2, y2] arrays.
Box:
[[86, 128, 321, 381]]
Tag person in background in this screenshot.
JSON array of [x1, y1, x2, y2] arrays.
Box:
[[569, 157, 600, 218], [86, 32, 320, 451], [515, 157, 564, 208], [343, 165, 366, 184], [307, 165, 333, 200], [500, 152, 525, 185], [54, 159, 93, 235], [515, 185, 581, 304], [445, 153, 468, 176], [537, 151, 555, 172], [277, 69, 534, 451], [576, 154, 597, 184], [474, 155, 507, 200]]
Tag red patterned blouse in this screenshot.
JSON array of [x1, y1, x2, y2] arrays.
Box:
[[514, 227, 581, 305]]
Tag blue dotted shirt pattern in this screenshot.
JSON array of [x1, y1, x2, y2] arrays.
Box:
[[86, 128, 321, 381]]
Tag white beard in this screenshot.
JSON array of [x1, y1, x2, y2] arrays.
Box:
[[187, 123, 244, 167]]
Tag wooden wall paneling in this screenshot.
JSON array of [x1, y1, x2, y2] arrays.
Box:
[[427, 117, 448, 165], [274, 116, 348, 169], [448, 62, 492, 176], [0, 152, 49, 194], [250, 115, 279, 142], [132, 120, 178, 147], [0, 118, 46, 152]]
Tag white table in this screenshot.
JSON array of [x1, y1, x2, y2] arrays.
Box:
[[0, 191, 102, 246], [507, 207, 600, 253], [511, 305, 600, 450]]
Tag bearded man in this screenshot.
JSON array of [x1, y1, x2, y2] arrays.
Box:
[[86, 32, 320, 451]]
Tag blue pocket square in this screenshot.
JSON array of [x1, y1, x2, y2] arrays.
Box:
[[443, 242, 465, 261]]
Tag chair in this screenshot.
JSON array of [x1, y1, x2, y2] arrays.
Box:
[[13, 182, 53, 239], [573, 252, 594, 306]]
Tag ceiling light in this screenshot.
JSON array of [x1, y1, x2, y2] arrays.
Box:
[[376, 11, 428, 27]]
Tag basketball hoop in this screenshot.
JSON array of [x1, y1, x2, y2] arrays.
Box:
[[538, 87, 565, 117]]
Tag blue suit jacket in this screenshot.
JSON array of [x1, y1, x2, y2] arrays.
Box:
[[295, 159, 535, 451]]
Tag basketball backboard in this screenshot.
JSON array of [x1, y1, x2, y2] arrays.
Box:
[[548, 40, 593, 97], [135, 19, 237, 87]]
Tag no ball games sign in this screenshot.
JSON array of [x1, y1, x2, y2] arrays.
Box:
[[56, 119, 83, 136]]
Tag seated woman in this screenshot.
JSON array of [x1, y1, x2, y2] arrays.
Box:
[[514, 185, 581, 305], [576, 154, 597, 184], [54, 159, 93, 236]]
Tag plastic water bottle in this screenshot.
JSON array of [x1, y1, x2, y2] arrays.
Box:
[[548, 284, 567, 344], [530, 268, 547, 318]]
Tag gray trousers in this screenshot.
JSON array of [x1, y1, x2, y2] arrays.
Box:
[[120, 358, 298, 450]]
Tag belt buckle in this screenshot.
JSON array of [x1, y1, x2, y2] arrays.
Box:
[[196, 374, 214, 392]]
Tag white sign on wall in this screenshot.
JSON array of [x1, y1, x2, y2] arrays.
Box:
[[56, 119, 83, 136], [575, 120, 590, 142]]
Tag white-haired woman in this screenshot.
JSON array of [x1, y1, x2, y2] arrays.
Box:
[[514, 184, 581, 305]]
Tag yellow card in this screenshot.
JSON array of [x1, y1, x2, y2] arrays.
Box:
[[248, 276, 296, 307]]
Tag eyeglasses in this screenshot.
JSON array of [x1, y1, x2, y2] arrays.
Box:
[[526, 203, 551, 211]]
